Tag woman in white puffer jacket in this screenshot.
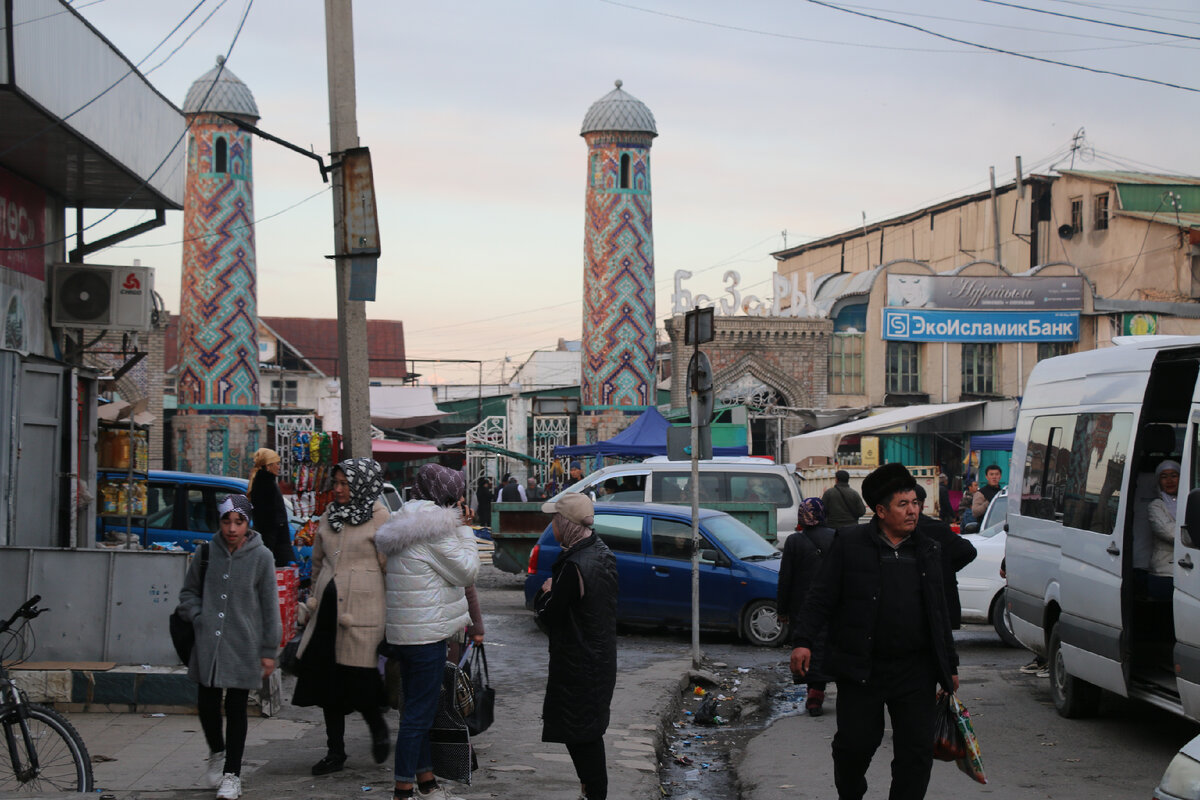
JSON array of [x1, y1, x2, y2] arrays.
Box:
[[375, 464, 479, 800]]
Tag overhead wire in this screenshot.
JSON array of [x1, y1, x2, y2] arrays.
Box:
[[977, 0, 1200, 41]]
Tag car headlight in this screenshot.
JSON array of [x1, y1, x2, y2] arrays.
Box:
[[1159, 751, 1200, 799]]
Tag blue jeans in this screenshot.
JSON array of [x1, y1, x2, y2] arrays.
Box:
[[390, 640, 447, 782]]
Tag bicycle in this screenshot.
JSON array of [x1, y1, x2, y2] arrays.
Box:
[[0, 595, 94, 793]]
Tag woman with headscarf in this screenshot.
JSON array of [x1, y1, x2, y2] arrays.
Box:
[[177, 495, 280, 800], [778, 497, 836, 717], [247, 448, 294, 567], [535, 493, 618, 800], [293, 458, 391, 776], [1147, 459, 1181, 601], [375, 464, 480, 800]]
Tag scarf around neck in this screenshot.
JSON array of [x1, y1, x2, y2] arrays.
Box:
[[327, 458, 384, 532]]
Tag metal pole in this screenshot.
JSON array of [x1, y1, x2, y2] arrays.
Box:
[[325, 0, 371, 458], [989, 166, 1002, 265], [690, 333, 701, 670]]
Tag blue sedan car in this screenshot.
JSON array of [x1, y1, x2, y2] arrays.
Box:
[[524, 502, 785, 646]]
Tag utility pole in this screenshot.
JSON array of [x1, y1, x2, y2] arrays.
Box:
[[325, 0, 371, 458]]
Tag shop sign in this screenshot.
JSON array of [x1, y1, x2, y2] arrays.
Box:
[[1121, 313, 1158, 336], [671, 269, 819, 318], [860, 436, 880, 467], [887, 275, 1083, 311], [0, 167, 47, 281], [883, 307, 1079, 342]]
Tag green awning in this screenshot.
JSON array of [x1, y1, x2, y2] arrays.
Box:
[[465, 442, 546, 465]]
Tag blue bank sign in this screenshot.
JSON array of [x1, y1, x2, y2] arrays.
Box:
[[883, 308, 1079, 342]]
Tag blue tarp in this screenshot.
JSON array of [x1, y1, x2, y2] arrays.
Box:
[[554, 407, 749, 459], [970, 432, 1014, 451]]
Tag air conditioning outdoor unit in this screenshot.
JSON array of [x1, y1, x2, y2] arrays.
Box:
[[50, 264, 154, 331]]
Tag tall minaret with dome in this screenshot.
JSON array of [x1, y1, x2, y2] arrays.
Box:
[[579, 80, 658, 428], [172, 56, 266, 476]]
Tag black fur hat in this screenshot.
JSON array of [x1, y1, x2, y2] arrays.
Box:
[[861, 463, 916, 510]]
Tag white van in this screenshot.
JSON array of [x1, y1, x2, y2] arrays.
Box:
[[545, 457, 801, 541], [1006, 336, 1200, 720]]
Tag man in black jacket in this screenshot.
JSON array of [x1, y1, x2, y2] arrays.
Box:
[[821, 469, 866, 529], [792, 463, 960, 800], [913, 483, 977, 629]]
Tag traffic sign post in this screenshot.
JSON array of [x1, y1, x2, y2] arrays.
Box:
[[684, 307, 713, 669]]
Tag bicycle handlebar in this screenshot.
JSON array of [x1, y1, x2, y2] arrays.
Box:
[[1, 595, 44, 633]]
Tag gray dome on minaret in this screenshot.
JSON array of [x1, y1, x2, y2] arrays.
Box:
[[182, 56, 259, 120], [580, 80, 657, 137]]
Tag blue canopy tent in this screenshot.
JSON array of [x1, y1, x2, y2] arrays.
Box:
[[969, 433, 1014, 451], [554, 407, 749, 459]]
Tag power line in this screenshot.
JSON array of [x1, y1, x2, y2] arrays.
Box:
[[144, 0, 229, 76], [1046, 0, 1200, 26], [978, 0, 1200, 41], [804, 0, 1200, 93]]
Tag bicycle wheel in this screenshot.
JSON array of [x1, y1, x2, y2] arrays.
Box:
[[0, 702, 93, 793]]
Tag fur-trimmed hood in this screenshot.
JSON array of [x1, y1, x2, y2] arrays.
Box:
[[375, 500, 464, 555]]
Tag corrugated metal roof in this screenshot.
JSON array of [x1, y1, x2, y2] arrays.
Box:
[[580, 80, 657, 136], [1058, 169, 1200, 187], [1115, 209, 1200, 229], [182, 56, 259, 119]]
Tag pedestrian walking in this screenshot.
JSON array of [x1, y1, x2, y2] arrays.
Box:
[[535, 493, 618, 800], [971, 463, 1003, 520], [821, 470, 866, 529], [792, 462, 960, 800], [474, 477, 493, 529], [376, 464, 480, 800], [177, 494, 281, 800], [293, 458, 391, 776], [526, 476, 546, 502], [778, 497, 836, 716], [497, 475, 527, 502], [247, 447, 295, 567]]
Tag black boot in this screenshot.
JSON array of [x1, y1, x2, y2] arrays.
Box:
[[311, 751, 347, 776], [367, 712, 391, 764]]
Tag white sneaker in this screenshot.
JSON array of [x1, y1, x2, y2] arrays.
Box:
[[216, 772, 241, 799], [204, 751, 225, 787], [417, 782, 464, 800]]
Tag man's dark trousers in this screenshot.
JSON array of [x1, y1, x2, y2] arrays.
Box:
[[832, 654, 937, 800]]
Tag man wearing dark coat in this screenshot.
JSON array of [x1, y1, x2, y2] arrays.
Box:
[[821, 470, 866, 529], [792, 463, 960, 800]]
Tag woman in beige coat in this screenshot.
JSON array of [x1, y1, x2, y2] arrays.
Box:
[[293, 458, 390, 775]]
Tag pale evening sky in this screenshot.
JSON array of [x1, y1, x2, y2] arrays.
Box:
[[71, 0, 1200, 385]]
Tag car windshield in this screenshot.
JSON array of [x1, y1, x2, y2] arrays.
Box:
[[703, 515, 780, 560], [979, 492, 1007, 538]]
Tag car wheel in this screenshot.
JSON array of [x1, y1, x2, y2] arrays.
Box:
[[1048, 622, 1101, 718], [990, 588, 1022, 648], [741, 600, 786, 647]]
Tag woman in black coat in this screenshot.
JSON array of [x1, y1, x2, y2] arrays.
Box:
[[247, 448, 295, 567], [778, 497, 836, 716], [535, 493, 617, 800]]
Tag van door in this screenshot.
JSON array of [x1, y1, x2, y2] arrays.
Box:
[[1050, 412, 1135, 696], [1175, 413, 1200, 717]]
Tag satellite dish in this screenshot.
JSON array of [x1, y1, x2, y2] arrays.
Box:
[[1058, 224, 1075, 240]]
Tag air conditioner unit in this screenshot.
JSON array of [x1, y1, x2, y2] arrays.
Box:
[[51, 264, 154, 331]]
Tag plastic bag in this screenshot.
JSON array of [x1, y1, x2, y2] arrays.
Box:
[[932, 692, 965, 761], [950, 694, 987, 784]]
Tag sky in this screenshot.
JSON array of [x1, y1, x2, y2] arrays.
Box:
[[71, 0, 1200, 385]]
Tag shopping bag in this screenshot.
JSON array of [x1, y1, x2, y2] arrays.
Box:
[[950, 694, 987, 784], [168, 608, 195, 664], [431, 662, 477, 785], [463, 643, 495, 736], [932, 691, 965, 761]]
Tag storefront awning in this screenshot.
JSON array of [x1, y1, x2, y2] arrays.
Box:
[[785, 400, 985, 464], [371, 439, 441, 462], [466, 442, 546, 465]]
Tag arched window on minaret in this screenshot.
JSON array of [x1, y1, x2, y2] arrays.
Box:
[[620, 153, 631, 189], [214, 136, 228, 173]]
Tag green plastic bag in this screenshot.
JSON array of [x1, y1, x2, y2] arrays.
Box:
[[950, 694, 987, 784]]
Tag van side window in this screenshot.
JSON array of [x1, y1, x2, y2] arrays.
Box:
[[653, 473, 723, 503], [593, 513, 644, 553], [729, 474, 793, 508], [1021, 412, 1132, 534]]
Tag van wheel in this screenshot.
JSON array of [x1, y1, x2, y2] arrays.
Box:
[[990, 589, 1021, 648], [742, 600, 786, 647], [1048, 622, 1101, 718]]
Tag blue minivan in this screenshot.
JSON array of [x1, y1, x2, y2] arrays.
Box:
[[96, 470, 254, 551], [523, 502, 785, 646]]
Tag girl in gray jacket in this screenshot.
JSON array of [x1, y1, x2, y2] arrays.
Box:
[[177, 495, 281, 800]]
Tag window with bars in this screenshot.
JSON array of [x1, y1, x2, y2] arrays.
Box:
[[962, 343, 997, 395], [1094, 193, 1109, 230], [1070, 197, 1083, 233], [829, 333, 864, 394], [885, 341, 921, 394], [1037, 341, 1074, 362]]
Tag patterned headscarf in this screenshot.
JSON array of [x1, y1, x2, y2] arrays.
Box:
[[413, 464, 466, 508], [798, 497, 826, 528], [218, 494, 254, 521], [326, 458, 384, 532]]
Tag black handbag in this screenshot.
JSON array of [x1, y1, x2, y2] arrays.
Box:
[[464, 644, 495, 736], [278, 634, 303, 676], [169, 544, 209, 664], [431, 661, 477, 784]]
